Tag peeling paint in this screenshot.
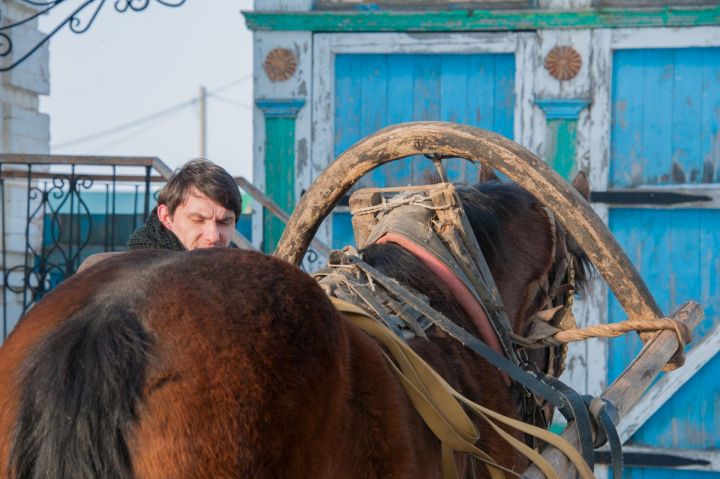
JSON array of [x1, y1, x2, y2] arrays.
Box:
[[297, 137, 308, 172], [615, 100, 627, 130], [671, 162, 686, 184]]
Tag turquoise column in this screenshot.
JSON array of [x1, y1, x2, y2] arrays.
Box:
[[534, 98, 590, 180], [255, 98, 305, 253]]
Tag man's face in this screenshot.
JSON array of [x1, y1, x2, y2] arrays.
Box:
[[157, 188, 236, 250]]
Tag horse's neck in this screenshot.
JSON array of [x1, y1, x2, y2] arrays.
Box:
[[361, 243, 478, 335]]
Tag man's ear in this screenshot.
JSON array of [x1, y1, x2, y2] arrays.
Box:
[[572, 170, 590, 201], [157, 204, 174, 231]]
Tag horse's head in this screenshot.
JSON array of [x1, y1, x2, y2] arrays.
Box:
[[361, 171, 592, 348], [457, 171, 592, 338]]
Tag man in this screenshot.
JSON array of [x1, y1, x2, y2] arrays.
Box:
[[128, 159, 242, 251]]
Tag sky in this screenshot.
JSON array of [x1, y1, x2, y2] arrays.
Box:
[[40, 0, 255, 179]]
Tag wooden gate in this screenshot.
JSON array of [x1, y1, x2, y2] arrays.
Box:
[[607, 46, 720, 478]]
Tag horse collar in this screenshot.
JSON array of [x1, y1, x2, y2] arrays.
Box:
[[371, 231, 510, 385], [352, 184, 522, 379]]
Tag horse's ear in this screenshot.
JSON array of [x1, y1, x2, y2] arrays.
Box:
[[478, 164, 499, 183], [572, 170, 590, 201]]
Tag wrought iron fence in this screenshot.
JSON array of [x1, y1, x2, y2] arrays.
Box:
[[0, 155, 167, 339], [0, 154, 327, 341]]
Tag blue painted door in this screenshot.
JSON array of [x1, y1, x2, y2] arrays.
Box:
[[333, 53, 515, 248], [608, 48, 720, 478]]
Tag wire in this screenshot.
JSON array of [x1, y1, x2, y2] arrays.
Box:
[[209, 93, 251, 110], [87, 105, 187, 153], [51, 74, 253, 150], [211, 74, 252, 94]]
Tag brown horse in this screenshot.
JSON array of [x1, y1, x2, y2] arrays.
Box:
[[0, 175, 590, 479]]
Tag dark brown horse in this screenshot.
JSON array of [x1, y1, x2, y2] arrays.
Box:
[[0, 175, 590, 479]]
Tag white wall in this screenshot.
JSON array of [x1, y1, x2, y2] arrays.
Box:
[[0, 0, 50, 337]]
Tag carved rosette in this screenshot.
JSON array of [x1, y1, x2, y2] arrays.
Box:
[[544, 46, 582, 81], [263, 48, 297, 82]]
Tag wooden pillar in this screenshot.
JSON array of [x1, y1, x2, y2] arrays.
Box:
[[255, 98, 305, 253], [534, 98, 589, 180]]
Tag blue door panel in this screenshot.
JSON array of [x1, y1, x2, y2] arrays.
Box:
[[609, 47, 720, 477], [333, 53, 515, 248], [608, 209, 720, 450], [611, 48, 720, 187]]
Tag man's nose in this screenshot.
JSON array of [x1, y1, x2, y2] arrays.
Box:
[[204, 222, 221, 243]]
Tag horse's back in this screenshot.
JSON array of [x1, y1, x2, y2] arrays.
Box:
[[0, 249, 351, 478]]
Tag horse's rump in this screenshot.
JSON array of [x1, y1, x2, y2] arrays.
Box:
[[2, 249, 385, 478]]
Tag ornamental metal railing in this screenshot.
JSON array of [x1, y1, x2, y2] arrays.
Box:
[[0, 154, 326, 341]]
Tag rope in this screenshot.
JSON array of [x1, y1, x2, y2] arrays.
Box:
[[512, 316, 691, 349], [351, 192, 451, 216], [554, 317, 691, 344]]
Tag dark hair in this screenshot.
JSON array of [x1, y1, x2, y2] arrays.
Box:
[[158, 159, 242, 223]]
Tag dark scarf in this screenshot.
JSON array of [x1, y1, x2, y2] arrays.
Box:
[[127, 208, 186, 251]]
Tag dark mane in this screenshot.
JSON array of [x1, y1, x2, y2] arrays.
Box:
[[460, 181, 592, 295]]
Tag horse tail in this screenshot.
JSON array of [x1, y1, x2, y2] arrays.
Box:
[[10, 301, 151, 479]]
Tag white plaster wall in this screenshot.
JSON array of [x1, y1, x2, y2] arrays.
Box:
[[0, 0, 50, 339]]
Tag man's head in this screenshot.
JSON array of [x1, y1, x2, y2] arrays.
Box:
[[157, 159, 242, 250]]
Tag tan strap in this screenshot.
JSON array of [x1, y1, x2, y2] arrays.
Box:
[[331, 297, 594, 479]]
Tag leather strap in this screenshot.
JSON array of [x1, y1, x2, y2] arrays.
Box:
[[332, 297, 594, 479]]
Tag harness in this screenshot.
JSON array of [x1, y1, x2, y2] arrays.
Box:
[[316, 182, 623, 478]]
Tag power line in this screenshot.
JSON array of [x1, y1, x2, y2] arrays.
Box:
[[87, 105, 186, 154], [53, 98, 197, 150], [209, 93, 252, 110], [51, 75, 253, 151]]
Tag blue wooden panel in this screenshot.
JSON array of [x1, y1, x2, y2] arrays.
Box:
[[334, 54, 362, 162], [671, 51, 705, 184], [411, 55, 442, 183], [701, 56, 720, 183], [608, 209, 720, 474], [440, 55, 469, 182], [610, 48, 720, 478], [334, 53, 515, 187], [332, 211, 355, 250], [386, 55, 416, 187], [332, 53, 515, 249], [360, 55, 389, 188], [611, 48, 720, 187]]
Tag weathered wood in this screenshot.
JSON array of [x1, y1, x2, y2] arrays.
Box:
[[275, 121, 676, 363], [617, 321, 720, 444], [243, 6, 720, 33], [524, 301, 703, 478], [236, 176, 331, 257], [314, 0, 530, 10]]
